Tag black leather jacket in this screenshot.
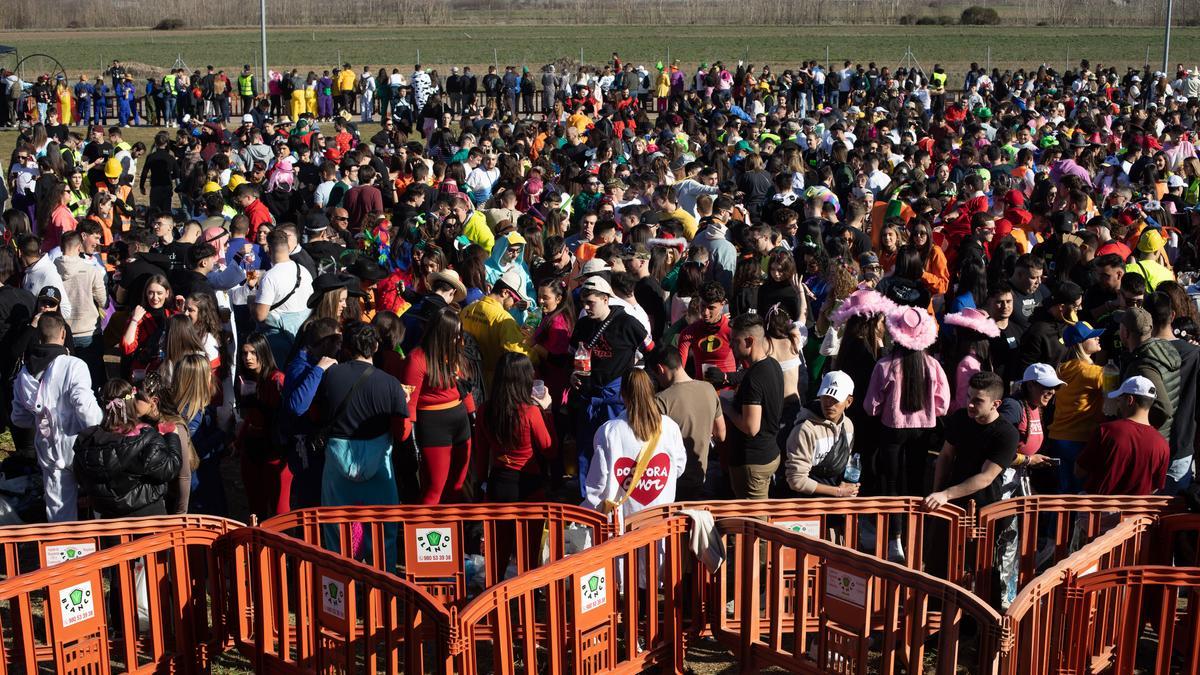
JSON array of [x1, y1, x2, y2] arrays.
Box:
[[73, 426, 182, 517]]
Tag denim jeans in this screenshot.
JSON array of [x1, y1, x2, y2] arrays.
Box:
[[1163, 455, 1194, 496]]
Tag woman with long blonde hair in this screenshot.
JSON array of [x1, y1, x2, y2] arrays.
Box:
[[582, 369, 687, 520], [170, 353, 226, 516]]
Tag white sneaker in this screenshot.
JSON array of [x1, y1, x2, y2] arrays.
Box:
[[887, 539, 906, 564]]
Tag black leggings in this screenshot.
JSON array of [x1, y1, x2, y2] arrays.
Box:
[[487, 466, 544, 503], [876, 425, 939, 534]]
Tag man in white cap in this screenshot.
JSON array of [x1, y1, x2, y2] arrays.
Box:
[[1075, 376, 1169, 495], [570, 275, 652, 495], [460, 267, 528, 387], [784, 370, 859, 498]]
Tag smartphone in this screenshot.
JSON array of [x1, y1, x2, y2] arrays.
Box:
[[1044, 457, 1062, 467]]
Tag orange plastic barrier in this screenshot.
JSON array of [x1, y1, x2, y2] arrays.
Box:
[[0, 528, 230, 675], [0, 514, 242, 579], [260, 503, 612, 610], [627, 497, 970, 636], [971, 495, 1183, 603], [454, 517, 689, 675], [999, 515, 1153, 675], [223, 526, 453, 674], [1064, 565, 1200, 673], [714, 517, 1003, 674]]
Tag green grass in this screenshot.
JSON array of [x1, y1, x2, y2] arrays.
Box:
[[1, 24, 1198, 80]]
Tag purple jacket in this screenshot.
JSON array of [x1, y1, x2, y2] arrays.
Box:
[[864, 352, 950, 430]]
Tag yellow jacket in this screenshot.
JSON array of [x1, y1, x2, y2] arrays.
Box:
[[1048, 358, 1105, 442], [336, 70, 356, 95], [461, 295, 528, 385], [463, 210, 495, 254]]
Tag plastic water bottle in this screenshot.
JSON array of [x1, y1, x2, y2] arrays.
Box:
[[844, 453, 861, 484]]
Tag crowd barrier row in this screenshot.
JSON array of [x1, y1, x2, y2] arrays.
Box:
[[0, 498, 1195, 674]]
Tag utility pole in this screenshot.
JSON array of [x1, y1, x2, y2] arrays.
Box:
[[1163, 0, 1174, 75], [259, 0, 268, 85]]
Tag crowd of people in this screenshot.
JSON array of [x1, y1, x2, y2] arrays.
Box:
[[3, 51, 1200, 603]]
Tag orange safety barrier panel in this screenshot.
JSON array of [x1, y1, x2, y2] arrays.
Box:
[[999, 515, 1153, 675], [0, 515, 242, 669], [0, 528, 230, 675], [626, 497, 970, 635], [970, 495, 1183, 603], [1063, 565, 1200, 674], [223, 526, 453, 674], [0, 514, 242, 579], [454, 516, 689, 675], [714, 517, 1003, 674], [260, 503, 612, 611]]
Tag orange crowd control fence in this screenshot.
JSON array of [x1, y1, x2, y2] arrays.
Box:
[[627, 497, 972, 636], [0, 527, 230, 675], [454, 516, 689, 675], [714, 517, 1004, 674], [970, 495, 1184, 604], [259, 503, 612, 611], [0, 515, 242, 669], [999, 515, 1153, 675], [1063, 565, 1200, 674], [222, 526, 454, 674]]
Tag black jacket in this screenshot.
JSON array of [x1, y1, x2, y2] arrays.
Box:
[[74, 426, 181, 517], [1017, 306, 1068, 372]]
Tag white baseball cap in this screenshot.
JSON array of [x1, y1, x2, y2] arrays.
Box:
[[817, 370, 854, 403], [1019, 363, 1065, 388], [574, 258, 612, 279], [579, 276, 614, 297], [242, 113, 254, 124], [1169, 174, 1188, 189], [1108, 375, 1157, 399], [495, 268, 529, 302]]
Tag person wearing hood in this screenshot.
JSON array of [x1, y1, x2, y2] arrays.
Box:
[[784, 370, 859, 497], [11, 313, 103, 522], [73, 378, 182, 519], [1117, 304, 1180, 442], [1017, 282, 1082, 372], [485, 231, 534, 323]]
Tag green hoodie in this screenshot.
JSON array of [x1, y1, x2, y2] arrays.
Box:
[[1120, 338, 1182, 440]]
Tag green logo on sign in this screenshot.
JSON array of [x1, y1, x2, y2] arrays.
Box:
[[327, 583, 338, 600], [65, 548, 81, 559], [69, 589, 84, 605], [417, 530, 450, 554]]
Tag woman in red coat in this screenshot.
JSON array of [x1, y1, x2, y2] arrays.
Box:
[[235, 332, 290, 520], [120, 274, 176, 381]]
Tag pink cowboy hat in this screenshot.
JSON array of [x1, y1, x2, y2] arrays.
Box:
[[831, 287, 897, 327], [943, 307, 1000, 338], [886, 305, 939, 351]]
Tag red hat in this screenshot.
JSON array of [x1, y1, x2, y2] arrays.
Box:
[[1003, 189, 1026, 208], [1095, 241, 1132, 260]]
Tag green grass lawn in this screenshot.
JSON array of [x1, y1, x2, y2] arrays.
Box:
[[1, 24, 1197, 80]]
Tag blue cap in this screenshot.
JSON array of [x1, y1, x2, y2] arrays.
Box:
[[1063, 321, 1104, 347]]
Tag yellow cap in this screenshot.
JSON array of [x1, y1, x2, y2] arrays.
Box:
[[104, 157, 122, 179], [203, 181, 222, 194]]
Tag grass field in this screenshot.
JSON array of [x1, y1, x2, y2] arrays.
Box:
[[1, 24, 1198, 81]]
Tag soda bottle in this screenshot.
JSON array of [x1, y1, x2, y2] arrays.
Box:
[[574, 344, 592, 375], [843, 453, 861, 484]]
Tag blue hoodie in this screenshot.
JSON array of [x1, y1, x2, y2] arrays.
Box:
[[484, 232, 534, 323]]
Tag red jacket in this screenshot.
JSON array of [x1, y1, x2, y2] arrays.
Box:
[[476, 403, 555, 473], [243, 199, 274, 242]]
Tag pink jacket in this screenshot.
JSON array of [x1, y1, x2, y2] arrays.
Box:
[[864, 352, 950, 430], [949, 354, 982, 413]]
